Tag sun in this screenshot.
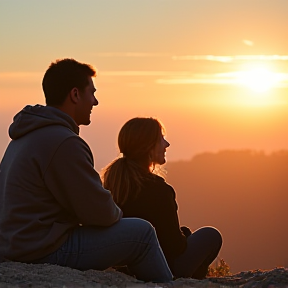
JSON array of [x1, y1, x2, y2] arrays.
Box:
[[237, 66, 280, 93], [229, 64, 287, 106]]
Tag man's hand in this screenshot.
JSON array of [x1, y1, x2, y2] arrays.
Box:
[[180, 226, 192, 237]]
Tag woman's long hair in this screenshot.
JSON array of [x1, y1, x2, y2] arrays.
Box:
[[102, 117, 165, 207]]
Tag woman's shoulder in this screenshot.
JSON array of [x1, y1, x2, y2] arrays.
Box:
[[143, 174, 175, 194], [146, 174, 166, 185]]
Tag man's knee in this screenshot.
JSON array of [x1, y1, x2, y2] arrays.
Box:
[[122, 217, 155, 234], [116, 218, 159, 248]]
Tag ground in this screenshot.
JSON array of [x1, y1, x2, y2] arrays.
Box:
[[0, 262, 287, 288]]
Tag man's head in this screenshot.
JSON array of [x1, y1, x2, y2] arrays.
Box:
[[43, 58, 96, 106], [42, 58, 98, 125]]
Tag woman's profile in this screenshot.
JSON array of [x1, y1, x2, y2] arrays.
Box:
[[102, 117, 222, 279]]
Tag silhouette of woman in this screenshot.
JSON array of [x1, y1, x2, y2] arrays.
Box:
[[102, 117, 222, 279]]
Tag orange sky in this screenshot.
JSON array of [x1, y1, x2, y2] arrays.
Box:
[[1, 0, 288, 272], [1, 0, 288, 167]]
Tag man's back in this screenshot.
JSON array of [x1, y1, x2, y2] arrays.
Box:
[[0, 105, 121, 262]]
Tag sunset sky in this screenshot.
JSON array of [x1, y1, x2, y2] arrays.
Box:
[[1, 0, 288, 170]]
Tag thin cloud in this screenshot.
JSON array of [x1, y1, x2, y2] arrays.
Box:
[[172, 55, 233, 63], [99, 71, 193, 76], [93, 52, 171, 58], [243, 39, 254, 46], [94, 70, 288, 88], [172, 55, 288, 62], [156, 73, 237, 85], [155, 72, 288, 87], [92, 52, 288, 63]]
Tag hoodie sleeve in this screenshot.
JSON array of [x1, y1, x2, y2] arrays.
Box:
[[44, 136, 122, 226]]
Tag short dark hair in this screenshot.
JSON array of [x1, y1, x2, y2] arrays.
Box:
[[42, 58, 96, 106]]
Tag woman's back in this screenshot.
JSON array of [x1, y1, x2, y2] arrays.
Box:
[[120, 174, 187, 265]]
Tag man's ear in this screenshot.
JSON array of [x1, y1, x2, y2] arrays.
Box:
[[70, 87, 79, 104]]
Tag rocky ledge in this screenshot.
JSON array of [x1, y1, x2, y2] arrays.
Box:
[[0, 262, 287, 288]]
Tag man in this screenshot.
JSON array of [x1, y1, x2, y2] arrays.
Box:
[[0, 58, 172, 282]]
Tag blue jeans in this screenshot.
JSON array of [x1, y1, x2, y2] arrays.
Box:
[[173, 226, 222, 279], [33, 218, 173, 283]]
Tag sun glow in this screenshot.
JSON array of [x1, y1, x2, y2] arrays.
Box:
[[237, 66, 282, 93], [223, 63, 288, 107]]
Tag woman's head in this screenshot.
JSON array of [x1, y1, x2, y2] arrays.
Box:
[[118, 117, 170, 168], [102, 117, 169, 207]]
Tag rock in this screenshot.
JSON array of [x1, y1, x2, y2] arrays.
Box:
[[0, 262, 287, 288]]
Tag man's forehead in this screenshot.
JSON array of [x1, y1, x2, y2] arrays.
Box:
[[88, 77, 96, 90]]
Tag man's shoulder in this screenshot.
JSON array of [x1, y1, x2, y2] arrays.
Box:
[[35, 124, 80, 141], [29, 124, 86, 153]]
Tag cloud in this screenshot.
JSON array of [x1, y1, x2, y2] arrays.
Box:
[[92, 52, 288, 63], [92, 52, 171, 58], [243, 39, 254, 46], [99, 71, 192, 76], [155, 73, 237, 85], [155, 72, 288, 87], [91, 52, 288, 64], [172, 55, 288, 62], [97, 70, 288, 88], [172, 55, 233, 62]]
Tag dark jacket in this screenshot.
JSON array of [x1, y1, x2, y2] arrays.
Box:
[[121, 174, 187, 267], [0, 105, 122, 262]]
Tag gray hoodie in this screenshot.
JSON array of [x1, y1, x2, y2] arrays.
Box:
[[0, 105, 122, 262]]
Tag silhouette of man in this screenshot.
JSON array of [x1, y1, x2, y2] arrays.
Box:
[[0, 58, 172, 282]]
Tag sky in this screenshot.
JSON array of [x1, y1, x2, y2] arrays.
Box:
[[1, 0, 288, 273], [1, 0, 288, 171]]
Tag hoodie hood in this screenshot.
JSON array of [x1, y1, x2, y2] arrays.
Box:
[[9, 105, 79, 140]]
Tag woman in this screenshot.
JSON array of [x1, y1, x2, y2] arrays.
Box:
[[102, 117, 222, 279]]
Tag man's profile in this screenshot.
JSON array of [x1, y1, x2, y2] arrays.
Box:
[[0, 58, 172, 282]]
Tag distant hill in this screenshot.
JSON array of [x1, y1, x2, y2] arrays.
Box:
[[165, 150, 288, 273]]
